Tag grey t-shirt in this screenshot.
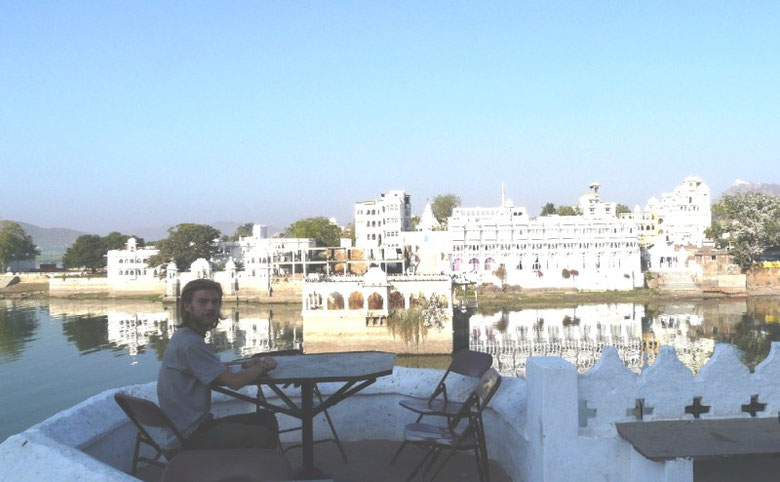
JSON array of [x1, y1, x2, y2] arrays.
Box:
[[157, 326, 226, 439]]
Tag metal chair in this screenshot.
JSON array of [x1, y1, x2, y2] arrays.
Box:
[[114, 393, 186, 476], [253, 349, 348, 463], [391, 349, 493, 463], [403, 368, 502, 482], [162, 448, 292, 482]]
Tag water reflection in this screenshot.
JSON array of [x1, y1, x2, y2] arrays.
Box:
[[0, 301, 39, 362], [470, 298, 780, 376], [46, 300, 303, 360]]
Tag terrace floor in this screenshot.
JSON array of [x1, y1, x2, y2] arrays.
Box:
[[138, 439, 512, 481]]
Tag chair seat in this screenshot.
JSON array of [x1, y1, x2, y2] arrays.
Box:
[[399, 398, 468, 417], [404, 422, 477, 449], [162, 448, 292, 482]]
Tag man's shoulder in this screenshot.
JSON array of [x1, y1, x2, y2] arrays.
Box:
[[168, 327, 204, 349]]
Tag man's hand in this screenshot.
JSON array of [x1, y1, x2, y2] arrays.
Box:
[[242, 356, 276, 372]]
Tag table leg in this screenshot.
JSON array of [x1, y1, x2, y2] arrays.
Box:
[[295, 382, 327, 479]]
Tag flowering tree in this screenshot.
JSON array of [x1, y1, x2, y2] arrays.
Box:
[[708, 192, 780, 270]]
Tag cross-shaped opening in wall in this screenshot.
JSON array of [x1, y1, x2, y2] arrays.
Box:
[[741, 394, 767, 417], [684, 396, 711, 419], [626, 398, 654, 420]]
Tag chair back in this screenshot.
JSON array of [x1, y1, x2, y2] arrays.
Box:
[[449, 349, 493, 378], [114, 393, 186, 449], [449, 368, 502, 430]]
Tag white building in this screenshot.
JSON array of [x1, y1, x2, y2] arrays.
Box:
[[354, 190, 412, 251], [621, 177, 712, 271], [448, 185, 642, 290], [106, 238, 161, 280]]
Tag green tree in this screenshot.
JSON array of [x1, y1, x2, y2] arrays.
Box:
[[616, 204, 631, 215], [556, 205, 577, 216], [62, 235, 105, 272], [410, 215, 421, 230], [146, 224, 222, 271], [229, 223, 254, 241], [540, 202, 556, 216], [431, 194, 461, 224], [285, 217, 341, 247], [0, 221, 40, 272], [709, 192, 780, 270], [103, 231, 140, 251]]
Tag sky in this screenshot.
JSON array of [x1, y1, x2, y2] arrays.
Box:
[[2, 1, 779, 235]]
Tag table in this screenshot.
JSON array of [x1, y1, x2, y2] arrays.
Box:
[[213, 351, 396, 479], [616, 417, 780, 461]]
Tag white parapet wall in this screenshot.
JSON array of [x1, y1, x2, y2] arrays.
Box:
[[3, 344, 780, 481]]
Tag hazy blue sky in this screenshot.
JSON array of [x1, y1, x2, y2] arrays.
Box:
[[2, 1, 778, 234]]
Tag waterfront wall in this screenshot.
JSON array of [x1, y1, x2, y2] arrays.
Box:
[[747, 266, 780, 295], [49, 278, 166, 296], [5, 343, 780, 481]]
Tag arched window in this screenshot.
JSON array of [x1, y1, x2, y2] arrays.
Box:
[[484, 257, 495, 271], [368, 293, 384, 310], [388, 291, 405, 310], [469, 258, 480, 271], [348, 292, 364, 310], [328, 292, 344, 310], [452, 258, 462, 271]]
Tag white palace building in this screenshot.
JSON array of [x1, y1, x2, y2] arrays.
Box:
[[448, 183, 643, 290]]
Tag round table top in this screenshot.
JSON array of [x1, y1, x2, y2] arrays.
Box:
[[254, 351, 396, 384]]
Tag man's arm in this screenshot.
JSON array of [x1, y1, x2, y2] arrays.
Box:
[[215, 357, 276, 390]]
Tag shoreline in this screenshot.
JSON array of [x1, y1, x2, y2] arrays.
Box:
[[2, 280, 776, 309]]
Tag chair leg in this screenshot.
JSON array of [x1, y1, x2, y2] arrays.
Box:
[[315, 385, 348, 463], [391, 413, 425, 464], [406, 446, 435, 482], [421, 447, 442, 478], [130, 432, 141, 475], [427, 446, 459, 482], [476, 418, 490, 482]]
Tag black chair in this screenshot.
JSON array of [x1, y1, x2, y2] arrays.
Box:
[[403, 368, 502, 482], [114, 393, 186, 476], [391, 349, 493, 463], [252, 349, 348, 463]]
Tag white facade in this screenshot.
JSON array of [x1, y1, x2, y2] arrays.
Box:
[[354, 190, 412, 249], [448, 187, 642, 290], [621, 177, 712, 271], [106, 238, 161, 280]]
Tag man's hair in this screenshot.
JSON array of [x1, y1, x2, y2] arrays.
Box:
[[179, 279, 225, 330]]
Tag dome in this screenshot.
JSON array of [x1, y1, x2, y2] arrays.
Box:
[[189, 258, 212, 273], [363, 266, 388, 286]]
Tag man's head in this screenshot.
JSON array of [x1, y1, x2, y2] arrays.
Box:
[[179, 279, 224, 334]]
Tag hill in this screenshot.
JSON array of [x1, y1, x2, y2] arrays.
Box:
[[1, 220, 86, 253], [722, 180, 780, 198]]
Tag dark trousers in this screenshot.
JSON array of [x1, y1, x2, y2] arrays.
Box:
[[185, 410, 279, 450]]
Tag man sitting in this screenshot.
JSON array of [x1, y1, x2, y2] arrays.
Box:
[[158, 278, 279, 450]]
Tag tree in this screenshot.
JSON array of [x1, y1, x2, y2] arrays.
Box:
[[556, 205, 578, 216], [708, 192, 780, 270], [62, 232, 140, 273], [0, 221, 40, 272], [62, 235, 105, 272], [616, 204, 631, 215], [146, 224, 222, 271], [285, 217, 341, 247], [103, 231, 140, 251], [540, 202, 556, 216], [229, 223, 254, 241], [431, 194, 461, 225], [410, 215, 421, 230]]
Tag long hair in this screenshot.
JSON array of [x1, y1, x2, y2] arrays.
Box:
[[179, 279, 225, 330]]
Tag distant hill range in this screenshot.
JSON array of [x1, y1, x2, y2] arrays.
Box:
[[722, 180, 780, 198], [0, 220, 86, 254]]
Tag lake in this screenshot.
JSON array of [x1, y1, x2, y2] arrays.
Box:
[[2, 297, 779, 442]]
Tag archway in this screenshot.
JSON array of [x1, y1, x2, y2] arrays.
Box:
[[348, 291, 364, 310], [328, 292, 344, 310], [368, 293, 384, 310]]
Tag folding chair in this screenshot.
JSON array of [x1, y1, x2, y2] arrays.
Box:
[[162, 448, 292, 482], [252, 349, 348, 463], [114, 393, 186, 476], [403, 368, 502, 482], [391, 349, 493, 463]]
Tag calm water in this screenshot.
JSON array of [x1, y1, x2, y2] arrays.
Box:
[[2, 297, 779, 442]]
